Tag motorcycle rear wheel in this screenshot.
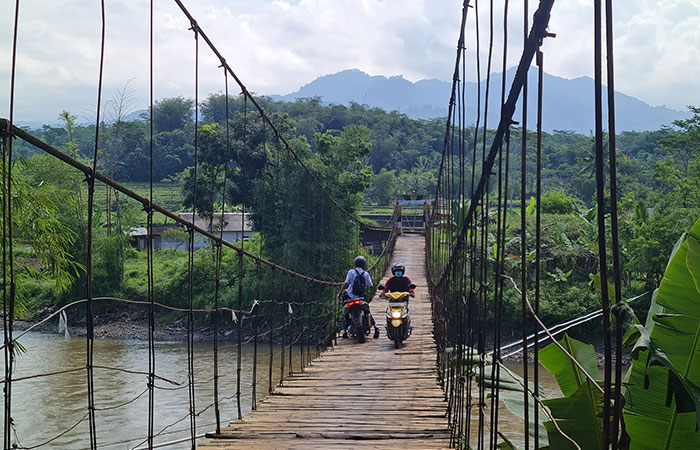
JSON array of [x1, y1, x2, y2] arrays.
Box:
[[357, 323, 366, 343]]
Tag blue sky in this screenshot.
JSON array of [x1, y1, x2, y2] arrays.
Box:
[[1, 0, 699, 124]]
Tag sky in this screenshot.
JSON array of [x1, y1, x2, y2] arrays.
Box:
[[1, 0, 699, 125]]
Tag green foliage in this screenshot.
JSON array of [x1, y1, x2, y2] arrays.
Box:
[[541, 190, 575, 214], [150, 96, 194, 133], [623, 216, 700, 449], [92, 235, 126, 295], [3, 158, 84, 317], [250, 126, 372, 279], [538, 335, 604, 450], [368, 168, 397, 205]]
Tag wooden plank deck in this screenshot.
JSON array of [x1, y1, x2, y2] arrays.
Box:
[[198, 234, 451, 449]]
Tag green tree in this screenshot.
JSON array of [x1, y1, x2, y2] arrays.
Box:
[[5, 159, 84, 315], [149, 96, 194, 133], [370, 168, 397, 205]]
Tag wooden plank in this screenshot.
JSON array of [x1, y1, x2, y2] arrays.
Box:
[[198, 235, 450, 449]]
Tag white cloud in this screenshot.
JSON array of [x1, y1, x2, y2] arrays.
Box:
[[1, 0, 698, 124]]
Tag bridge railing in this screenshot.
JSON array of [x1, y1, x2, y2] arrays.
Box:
[[425, 0, 628, 449], [2, 119, 346, 450], [0, 2, 398, 448]]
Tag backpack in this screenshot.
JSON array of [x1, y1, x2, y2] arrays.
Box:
[[352, 268, 366, 297]]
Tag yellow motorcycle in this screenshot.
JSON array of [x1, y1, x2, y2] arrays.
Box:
[[378, 284, 415, 349]]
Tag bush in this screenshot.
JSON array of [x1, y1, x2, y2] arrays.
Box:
[[541, 190, 575, 214]]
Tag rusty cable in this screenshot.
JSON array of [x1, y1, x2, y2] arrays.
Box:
[[605, 0, 623, 445], [147, 2, 156, 447], [3, 1, 21, 448], [83, 2, 107, 447], [0, 119, 342, 287], [594, 0, 613, 445], [170, 0, 381, 232]]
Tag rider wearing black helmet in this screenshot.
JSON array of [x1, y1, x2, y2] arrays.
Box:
[[338, 256, 380, 339], [380, 262, 415, 298]]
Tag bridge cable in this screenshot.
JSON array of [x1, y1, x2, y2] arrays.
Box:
[[605, 0, 624, 445], [534, 44, 545, 450], [147, 0, 157, 447], [479, 0, 497, 445], [252, 109, 267, 411], [83, 1, 107, 448], [171, 0, 379, 232], [520, 1, 530, 447], [235, 95, 247, 421], [489, 0, 511, 441], [3, 1, 21, 448], [186, 20, 201, 449]]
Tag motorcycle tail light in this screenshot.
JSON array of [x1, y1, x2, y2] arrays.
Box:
[[347, 300, 362, 307]]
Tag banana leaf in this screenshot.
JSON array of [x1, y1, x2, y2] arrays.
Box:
[[539, 335, 604, 450], [477, 363, 549, 446], [623, 217, 700, 449]]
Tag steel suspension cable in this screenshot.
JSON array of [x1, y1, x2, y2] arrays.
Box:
[[3, 1, 21, 448], [147, 1, 156, 447], [520, 1, 530, 447], [490, 3, 510, 445], [170, 0, 377, 231], [84, 2, 106, 447], [534, 46, 544, 450], [236, 95, 248, 421], [605, 0, 624, 445], [594, 0, 613, 445], [186, 20, 200, 449]]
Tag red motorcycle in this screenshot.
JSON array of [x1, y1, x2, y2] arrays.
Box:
[[342, 297, 372, 343]]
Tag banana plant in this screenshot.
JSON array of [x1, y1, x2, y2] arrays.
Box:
[[476, 335, 605, 450], [622, 216, 700, 449], [539, 335, 605, 450]]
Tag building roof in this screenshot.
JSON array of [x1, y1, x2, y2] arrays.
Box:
[[178, 212, 254, 233]]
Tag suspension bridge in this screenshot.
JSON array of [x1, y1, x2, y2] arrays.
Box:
[[1, 0, 650, 449]]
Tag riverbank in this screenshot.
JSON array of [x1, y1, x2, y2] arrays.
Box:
[[14, 305, 260, 343]]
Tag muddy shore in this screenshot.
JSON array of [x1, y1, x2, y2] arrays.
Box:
[[13, 306, 266, 343]]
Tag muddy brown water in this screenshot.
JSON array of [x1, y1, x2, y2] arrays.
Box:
[[2, 332, 601, 449], [2, 332, 303, 449]]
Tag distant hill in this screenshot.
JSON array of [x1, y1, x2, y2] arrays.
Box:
[[270, 68, 689, 133]]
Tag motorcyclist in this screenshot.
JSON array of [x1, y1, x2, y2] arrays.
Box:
[[380, 263, 416, 298], [338, 256, 380, 339]]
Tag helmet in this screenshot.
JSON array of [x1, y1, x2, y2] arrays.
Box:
[[354, 256, 367, 269], [391, 263, 405, 275]]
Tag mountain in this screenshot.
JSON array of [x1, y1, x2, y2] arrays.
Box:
[[270, 69, 689, 133]]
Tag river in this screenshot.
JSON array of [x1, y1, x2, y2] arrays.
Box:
[[3, 332, 578, 449], [2, 332, 302, 449]]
